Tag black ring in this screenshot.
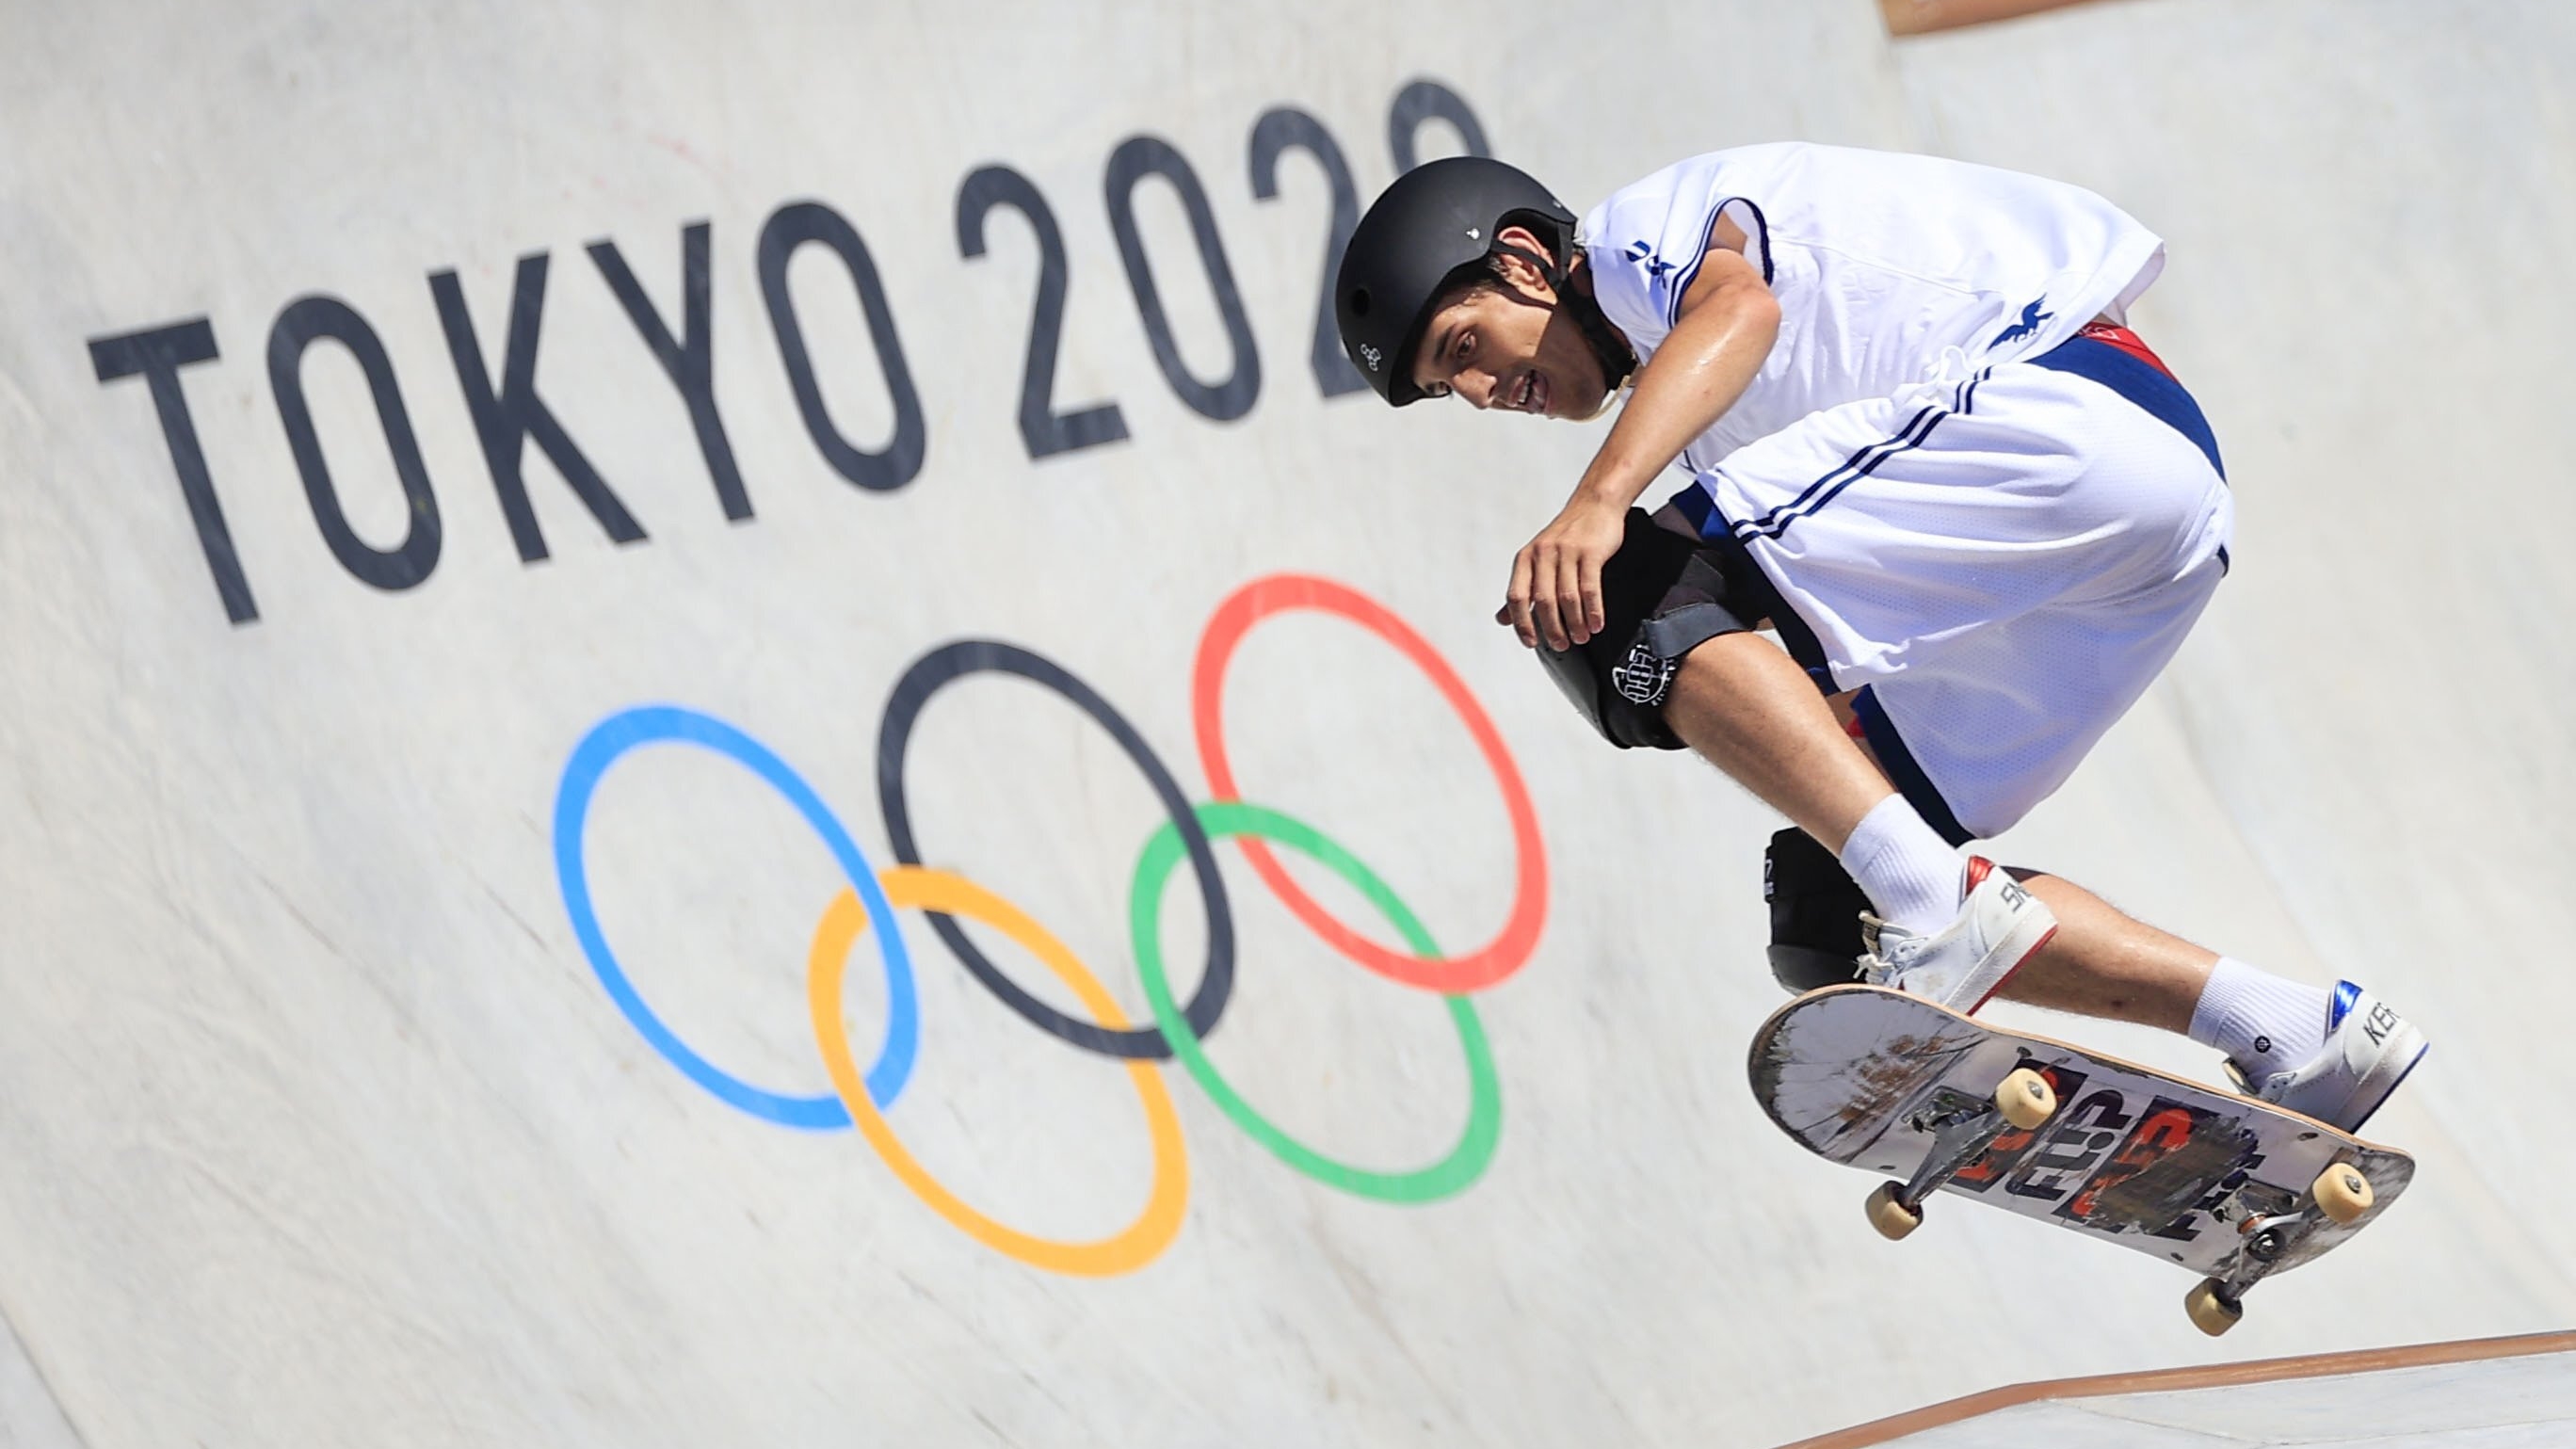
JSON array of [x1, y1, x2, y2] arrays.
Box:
[[877, 640, 1235, 1060]]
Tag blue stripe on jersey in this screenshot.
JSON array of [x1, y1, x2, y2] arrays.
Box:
[[1668, 479, 1731, 541], [2028, 334, 2226, 480], [1661, 230, 1710, 330], [1736, 199, 1776, 286], [1666, 482, 1722, 538], [1726, 369, 1989, 543], [1662, 197, 1774, 330], [1730, 403, 1941, 539], [1852, 686, 1976, 846], [1666, 487, 1844, 696]]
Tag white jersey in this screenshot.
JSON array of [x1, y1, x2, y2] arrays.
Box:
[[1581, 142, 2166, 468]]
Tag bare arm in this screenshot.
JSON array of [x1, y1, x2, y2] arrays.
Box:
[[1505, 217, 1783, 648], [1571, 234, 1779, 511]]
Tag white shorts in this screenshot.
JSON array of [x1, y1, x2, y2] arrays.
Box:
[[1668, 335, 2233, 841]]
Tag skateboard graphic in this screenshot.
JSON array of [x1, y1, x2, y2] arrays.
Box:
[[1748, 985, 2412, 1335]]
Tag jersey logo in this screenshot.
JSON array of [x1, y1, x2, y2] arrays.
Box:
[[1626, 240, 1674, 280], [1358, 343, 1382, 373], [1990, 298, 2054, 347]]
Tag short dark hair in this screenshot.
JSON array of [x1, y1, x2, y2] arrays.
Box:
[[1427, 260, 1506, 315], [1427, 235, 1581, 317]]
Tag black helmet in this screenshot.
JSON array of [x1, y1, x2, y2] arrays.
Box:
[[1334, 156, 1629, 407]]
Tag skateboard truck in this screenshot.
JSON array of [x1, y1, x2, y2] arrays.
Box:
[[1866, 1071, 2378, 1336], [2184, 1209, 2299, 1336], [2183, 1162, 2376, 1336], [1865, 1068, 2058, 1241]]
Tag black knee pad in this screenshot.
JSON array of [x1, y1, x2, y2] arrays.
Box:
[[1534, 509, 1756, 750], [1765, 827, 1871, 993]]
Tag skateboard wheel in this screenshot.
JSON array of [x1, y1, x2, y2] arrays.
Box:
[[2184, 1279, 2244, 1337], [2311, 1163, 2375, 1225], [1865, 1182, 1922, 1241], [1995, 1068, 2056, 1132]]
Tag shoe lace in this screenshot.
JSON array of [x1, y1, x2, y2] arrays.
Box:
[[1856, 911, 1895, 984]]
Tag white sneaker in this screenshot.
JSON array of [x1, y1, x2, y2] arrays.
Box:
[[1860, 858, 2057, 1014], [2240, 981, 2428, 1134]]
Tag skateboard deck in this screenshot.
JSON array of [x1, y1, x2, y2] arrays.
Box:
[[1748, 985, 2412, 1333]]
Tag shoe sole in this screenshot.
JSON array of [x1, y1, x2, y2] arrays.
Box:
[[2273, 1018, 2429, 1135], [1972, 923, 2055, 1014], [1896, 912, 2057, 1015], [2341, 1033, 2430, 1135]]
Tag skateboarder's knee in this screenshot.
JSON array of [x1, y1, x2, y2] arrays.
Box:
[[1532, 508, 1759, 750]]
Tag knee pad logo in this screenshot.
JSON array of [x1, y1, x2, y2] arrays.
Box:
[[1609, 639, 1677, 708]]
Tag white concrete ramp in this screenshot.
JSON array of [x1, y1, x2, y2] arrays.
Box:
[[4, 3, 2572, 1445], [0, 1312, 81, 1449]]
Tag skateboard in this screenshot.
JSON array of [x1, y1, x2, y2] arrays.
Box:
[[1747, 984, 2412, 1335]]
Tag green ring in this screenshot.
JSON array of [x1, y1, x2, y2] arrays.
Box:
[[1128, 800, 1501, 1203]]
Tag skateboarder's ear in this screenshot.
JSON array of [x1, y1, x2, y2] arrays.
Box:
[[1487, 224, 1563, 301]]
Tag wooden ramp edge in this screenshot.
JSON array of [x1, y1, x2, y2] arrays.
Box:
[[1776, 1328, 2576, 1449], [1878, 0, 2111, 37]]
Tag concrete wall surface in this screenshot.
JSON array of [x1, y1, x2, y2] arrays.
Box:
[[2, 2, 2569, 1444]]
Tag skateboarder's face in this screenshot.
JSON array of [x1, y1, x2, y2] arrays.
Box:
[[1409, 226, 1610, 420]]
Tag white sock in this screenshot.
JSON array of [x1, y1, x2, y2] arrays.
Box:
[[2187, 958, 2329, 1081], [1837, 796, 1961, 936]]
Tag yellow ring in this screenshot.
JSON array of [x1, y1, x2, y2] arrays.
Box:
[[807, 866, 1189, 1276]]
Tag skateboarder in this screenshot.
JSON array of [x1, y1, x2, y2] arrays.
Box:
[[1333, 143, 2427, 1132]]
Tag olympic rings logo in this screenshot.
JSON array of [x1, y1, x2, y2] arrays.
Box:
[[552, 575, 1548, 1275]]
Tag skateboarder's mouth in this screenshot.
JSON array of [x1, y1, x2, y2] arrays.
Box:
[[1511, 369, 1549, 415]]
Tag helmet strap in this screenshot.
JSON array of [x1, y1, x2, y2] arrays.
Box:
[[1483, 240, 1637, 408], [1489, 242, 1636, 402], [1560, 269, 1637, 399]]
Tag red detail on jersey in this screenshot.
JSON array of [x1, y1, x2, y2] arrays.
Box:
[[1964, 855, 1995, 891], [2078, 320, 2177, 380], [1844, 713, 1869, 740]]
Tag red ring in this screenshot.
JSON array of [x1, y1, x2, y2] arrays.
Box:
[[1191, 574, 1546, 993]]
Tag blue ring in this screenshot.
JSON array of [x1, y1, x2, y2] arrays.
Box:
[[553, 705, 918, 1128]]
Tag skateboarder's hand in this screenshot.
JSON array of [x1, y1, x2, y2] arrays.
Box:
[[1505, 496, 1624, 651]]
